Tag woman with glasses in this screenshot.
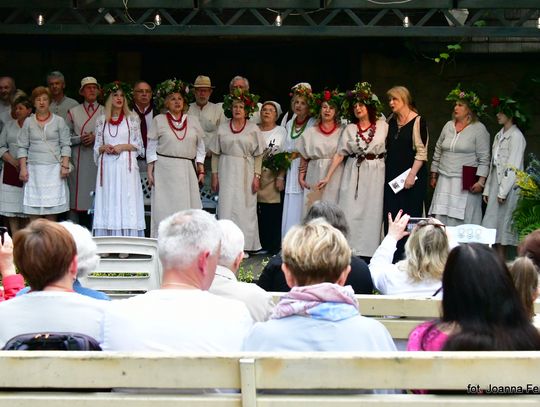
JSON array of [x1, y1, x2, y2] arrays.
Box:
[[369, 210, 449, 296]]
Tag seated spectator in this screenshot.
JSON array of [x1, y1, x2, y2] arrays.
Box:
[[17, 222, 109, 300], [509, 256, 539, 323], [0, 230, 24, 301], [257, 201, 374, 294], [101, 209, 253, 351], [518, 229, 540, 268], [0, 219, 108, 347], [244, 218, 395, 352], [369, 211, 448, 296], [408, 243, 540, 353], [209, 219, 274, 322]]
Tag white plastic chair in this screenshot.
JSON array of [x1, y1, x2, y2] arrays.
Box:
[[80, 237, 162, 299], [446, 224, 497, 246]]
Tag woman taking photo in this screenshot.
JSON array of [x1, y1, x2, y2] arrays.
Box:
[[0, 94, 31, 234], [383, 86, 428, 262], [297, 89, 344, 213], [18, 86, 71, 221], [318, 82, 387, 258], [482, 96, 527, 257], [429, 85, 490, 226], [93, 81, 145, 237], [210, 88, 265, 255], [281, 83, 315, 237], [258, 100, 287, 254], [147, 79, 205, 237]]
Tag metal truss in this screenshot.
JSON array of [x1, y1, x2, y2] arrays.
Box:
[[1, 1, 539, 38]]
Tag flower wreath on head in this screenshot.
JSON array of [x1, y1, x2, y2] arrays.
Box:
[[308, 89, 344, 119], [154, 78, 193, 112], [341, 81, 383, 123], [102, 81, 133, 106], [491, 96, 528, 128], [446, 84, 486, 117], [289, 83, 312, 100], [223, 88, 260, 119]]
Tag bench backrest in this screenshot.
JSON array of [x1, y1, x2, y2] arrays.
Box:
[[1, 351, 539, 405]]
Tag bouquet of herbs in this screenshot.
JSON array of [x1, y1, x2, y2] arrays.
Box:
[[513, 154, 540, 239]]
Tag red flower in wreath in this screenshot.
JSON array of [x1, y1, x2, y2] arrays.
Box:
[[491, 96, 500, 108], [323, 90, 331, 101]]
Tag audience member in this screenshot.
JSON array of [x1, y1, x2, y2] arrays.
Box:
[[509, 256, 539, 323], [518, 229, 540, 268], [258, 201, 374, 294], [17, 221, 109, 300], [0, 229, 24, 302], [209, 219, 273, 322], [47, 71, 78, 120], [0, 219, 108, 347], [66, 77, 103, 229], [408, 243, 540, 352], [369, 212, 448, 296], [244, 218, 395, 352], [101, 209, 253, 351]]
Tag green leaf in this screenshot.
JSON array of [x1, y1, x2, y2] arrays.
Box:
[[434, 57, 440, 63], [447, 44, 461, 51], [473, 20, 486, 27], [439, 53, 450, 60]]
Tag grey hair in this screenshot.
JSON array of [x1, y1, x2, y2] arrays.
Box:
[[218, 219, 244, 268], [303, 200, 350, 239], [158, 209, 222, 269], [229, 75, 250, 92], [59, 221, 100, 278], [47, 71, 65, 83]]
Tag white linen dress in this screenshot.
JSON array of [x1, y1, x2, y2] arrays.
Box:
[[93, 114, 145, 236]]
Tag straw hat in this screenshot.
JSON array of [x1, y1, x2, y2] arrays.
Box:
[[79, 76, 100, 92], [193, 75, 215, 89]]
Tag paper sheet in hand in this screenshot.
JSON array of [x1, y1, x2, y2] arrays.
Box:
[[388, 168, 417, 194]]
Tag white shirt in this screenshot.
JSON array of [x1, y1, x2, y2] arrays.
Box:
[[209, 265, 274, 322], [369, 236, 442, 297], [101, 289, 253, 351], [0, 291, 109, 347]]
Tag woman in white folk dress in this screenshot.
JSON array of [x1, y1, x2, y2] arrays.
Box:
[[18, 86, 71, 221], [147, 79, 205, 237], [297, 89, 344, 215], [93, 81, 145, 237], [210, 88, 265, 256], [281, 83, 316, 238], [0, 94, 31, 234], [318, 82, 388, 258], [482, 96, 527, 258]]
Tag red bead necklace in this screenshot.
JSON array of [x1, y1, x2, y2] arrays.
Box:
[[36, 112, 51, 123], [230, 119, 247, 134], [109, 111, 124, 126], [356, 121, 377, 145], [318, 121, 337, 136], [167, 112, 188, 141]]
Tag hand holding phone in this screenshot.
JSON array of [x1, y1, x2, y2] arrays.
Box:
[[406, 217, 430, 233]]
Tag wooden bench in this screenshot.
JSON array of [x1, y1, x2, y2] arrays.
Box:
[[271, 293, 540, 340], [1, 351, 539, 405]]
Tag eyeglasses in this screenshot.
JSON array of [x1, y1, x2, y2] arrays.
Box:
[[134, 90, 152, 94]]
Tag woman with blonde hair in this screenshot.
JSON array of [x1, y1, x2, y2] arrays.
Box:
[[383, 86, 429, 261], [244, 218, 395, 353], [510, 256, 539, 322], [93, 81, 145, 236], [369, 211, 449, 296]]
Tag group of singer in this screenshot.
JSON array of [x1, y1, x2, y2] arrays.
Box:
[[0, 73, 528, 260]]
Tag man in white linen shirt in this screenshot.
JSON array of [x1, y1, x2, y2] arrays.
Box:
[[187, 75, 226, 152], [101, 209, 253, 351], [48, 71, 79, 120], [210, 219, 274, 322], [227, 75, 262, 124], [0, 76, 16, 126]]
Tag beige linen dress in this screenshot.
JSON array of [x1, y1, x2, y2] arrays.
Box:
[[210, 121, 265, 251], [147, 114, 205, 237], [296, 123, 344, 214], [338, 119, 388, 257]]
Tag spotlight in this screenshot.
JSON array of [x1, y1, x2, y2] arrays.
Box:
[[537, 17, 540, 29], [37, 14, 45, 26], [98, 8, 116, 24], [275, 13, 282, 27], [403, 16, 410, 28], [154, 13, 161, 26]]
